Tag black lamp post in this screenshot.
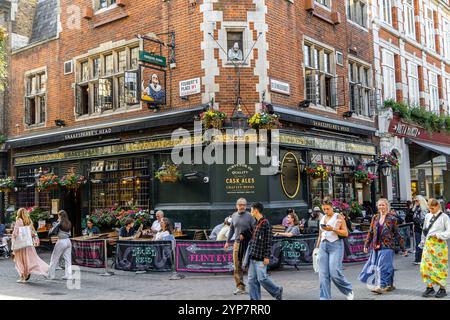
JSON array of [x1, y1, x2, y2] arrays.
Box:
[[230, 97, 248, 137]]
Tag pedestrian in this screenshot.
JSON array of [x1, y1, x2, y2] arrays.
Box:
[[420, 198, 450, 298], [246, 202, 283, 300], [224, 198, 255, 295], [359, 198, 408, 294], [315, 198, 354, 300], [274, 211, 300, 237], [412, 195, 428, 264], [12, 208, 49, 283], [46, 210, 73, 280]]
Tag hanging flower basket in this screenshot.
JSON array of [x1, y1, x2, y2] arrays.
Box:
[[155, 163, 181, 183], [37, 173, 60, 192], [0, 177, 16, 193], [306, 161, 330, 180], [377, 153, 400, 168], [60, 172, 86, 191], [248, 112, 281, 130], [352, 165, 378, 185], [200, 109, 227, 129]]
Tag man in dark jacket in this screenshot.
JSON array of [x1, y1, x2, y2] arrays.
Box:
[[246, 202, 283, 300]]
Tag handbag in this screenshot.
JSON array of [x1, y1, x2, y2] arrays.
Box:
[[11, 225, 33, 251], [312, 248, 320, 273]]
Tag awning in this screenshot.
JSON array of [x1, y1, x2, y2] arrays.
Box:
[[406, 139, 450, 156]]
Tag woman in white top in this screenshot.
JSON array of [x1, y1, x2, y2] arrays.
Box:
[[420, 198, 450, 298], [153, 217, 173, 241], [315, 198, 354, 300]]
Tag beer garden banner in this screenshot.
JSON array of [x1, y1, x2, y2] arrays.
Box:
[[115, 240, 173, 272]]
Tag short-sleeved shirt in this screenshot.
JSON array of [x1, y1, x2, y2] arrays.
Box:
[[286, 225, 300, 236], [119, 226, 136, 238]]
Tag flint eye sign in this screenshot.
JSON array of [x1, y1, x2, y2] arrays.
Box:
[[180, 78, 201, 97]]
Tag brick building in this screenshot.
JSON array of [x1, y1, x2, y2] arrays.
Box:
[[5, 0, 380, 233], [373, 0, 450, 203]]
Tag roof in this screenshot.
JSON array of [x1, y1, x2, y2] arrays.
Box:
[[29, 0, 57, 44]]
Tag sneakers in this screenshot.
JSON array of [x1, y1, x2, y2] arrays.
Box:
[[371, 287, 383, 294], [346, 291, 354, 300], [233, 288, 246, 295], [384, 285, 395, 292], [276, 286, 283, 300], [413, 261, 421, 265], [422, 287, 436, 298], [435, 288, 447, 298]]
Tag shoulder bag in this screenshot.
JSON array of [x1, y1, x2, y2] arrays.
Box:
[[11, 225, 33, 251]]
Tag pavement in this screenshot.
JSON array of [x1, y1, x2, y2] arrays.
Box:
[[0, 250, 448, 300]]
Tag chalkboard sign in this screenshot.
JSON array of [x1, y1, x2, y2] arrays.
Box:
[[71, 239, 106, 268], [343, 232, 369, 262], [115, 240, 173, 272], [279, 236, 317, 266]]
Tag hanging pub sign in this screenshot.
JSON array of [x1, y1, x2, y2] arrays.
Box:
[[179, 78, 201, 97], [141, 66, 166, 107], [115, 240, 173, 272], [139, 50, 167, 67]]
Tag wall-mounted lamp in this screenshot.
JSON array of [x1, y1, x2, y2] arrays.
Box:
[[343, 111, 354, 118], [298, 100, 311, 109], [55, 119, 66, 127]]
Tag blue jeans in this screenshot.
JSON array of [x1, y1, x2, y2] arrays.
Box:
[[248, 259, 282, 300], [319, 239, 353, 300]]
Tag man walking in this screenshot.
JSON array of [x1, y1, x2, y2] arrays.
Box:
[[246, 202, 283, 300], [224, 198, 255, 295]]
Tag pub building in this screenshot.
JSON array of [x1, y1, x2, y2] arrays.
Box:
[[7, 109, 379, 235], [378, 110, 450, 203]]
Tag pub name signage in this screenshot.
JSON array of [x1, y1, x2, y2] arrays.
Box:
[[311, 121, 351, 133], [388, 115, 450, 145], [64, 128, 113, 141], [14, 133, 376, 166]]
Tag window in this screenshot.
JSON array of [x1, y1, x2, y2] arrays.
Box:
[[404, 0, 415, 38], [380, 0, 392, 25], [24, 71, 46, 126], [347, 0, 367, 28], [425, 7, 435, 51], [227, 31, 244, 62], [76, 45, 140, 117], [304, 42, 337, 108], [349, 60, 372, 117], [429, 71, 439, 114], [444, 20, 450, 60], [407, 62, 420, 106], [382, 50, 396, 100], [316, 0, 331, 8], [96, 0, 116, 10], [446, 79, 450, 115]]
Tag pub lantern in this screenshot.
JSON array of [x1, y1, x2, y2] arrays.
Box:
[[379, 161, 392, 177], [230, 98, 248, 137], [366, 160, 378, 175]]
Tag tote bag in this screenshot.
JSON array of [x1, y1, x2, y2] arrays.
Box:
[[12, 225, 33, 251], [312, 248, 320, 273]]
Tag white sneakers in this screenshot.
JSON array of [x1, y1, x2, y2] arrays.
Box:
[[346, 291, 354, 300]]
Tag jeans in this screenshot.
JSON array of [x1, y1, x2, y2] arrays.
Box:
[[248, 259, 282, 300], [319, 239, 353, 300], [48, 239, 72, 279], [414, 231, 423, 262], [233, 242, 245, 290]]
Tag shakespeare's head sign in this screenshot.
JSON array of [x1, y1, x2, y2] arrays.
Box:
[[141, 67, 166, 108]]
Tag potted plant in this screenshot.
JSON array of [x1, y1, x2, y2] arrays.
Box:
[[248, 112, 281, 130], [352, 165, 378, 185], [155, 163, 181, 183], [349, 201, 363, 221], [306, 161, 330, 180], [37, 173, 60, 192], [377, 153, 400, 168], [115, 208, 151, 228], [60, 171, 86, 191], [88, 208, 118, 230], [0, 176, 16, 192], [200, 108, 227, 129]]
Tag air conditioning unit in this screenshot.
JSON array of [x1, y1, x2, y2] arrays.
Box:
[[64, 60, 73, 75], [305, 0, 314, 11]]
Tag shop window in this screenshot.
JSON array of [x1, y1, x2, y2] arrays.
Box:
[[349, 60, 372, 117], [75, 44, 141, 118], [227, 31, 244, 62], [304, 42, 337, 108], [347, 0, 367, 28], [24, 71, 46, 126]]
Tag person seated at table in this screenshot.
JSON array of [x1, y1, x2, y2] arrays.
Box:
[[282, 208, 295, 227], [275, 212, 301, 237], [305, 207, 323, 234], [151, 210, 164, 233], [154, 217, 174, 241], [119, 218, 138, 240], [84, 219, 101, 236], [217, 217, 232, 241], [209, 220, 224, 240]]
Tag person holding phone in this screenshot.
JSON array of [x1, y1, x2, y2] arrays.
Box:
[[315, 198, 354, 300], [359, 198, 408, 294]]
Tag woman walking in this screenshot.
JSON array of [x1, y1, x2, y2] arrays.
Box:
[[359, 198, 408, 294], [12, 208, 49, 283], [420, 198, 450, 298], [412, 195, 428, 264], [315, 198, 354, 300], [46, 210, 73, 280]]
